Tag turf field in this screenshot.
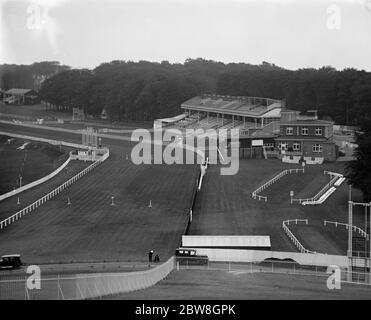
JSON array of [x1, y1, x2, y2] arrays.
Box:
[[0, 135, 68, 195], [0, 159, 89, 221], [188, 159, 364, 254], [107, 269, 371, 300], [0, 123, 198, 264], [0, 121, 364, 266]]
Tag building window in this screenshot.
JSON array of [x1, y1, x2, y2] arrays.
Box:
[[264, 142, 274, 148], [293, 142, 300, 151], [312, 144, 322, 153], [279, 142, 288, 151], [301, 127, 309, 135], [264, 143, 274, 151], [315, 127, 322, 135], [286, 127, 294, 135]]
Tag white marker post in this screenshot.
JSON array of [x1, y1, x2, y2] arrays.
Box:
[[67, 197, 71, 206], [111, 196, 115, 206], [290, 190, 294, 204], [148, 200, 152, 208]]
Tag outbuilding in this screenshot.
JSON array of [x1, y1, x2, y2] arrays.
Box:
[[3, 88, 39, 105]]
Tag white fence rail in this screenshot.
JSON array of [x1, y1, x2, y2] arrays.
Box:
[[0, 132, 110, 202], [0, 257, 175, 300], [0, 130, 88, 150], [282, 219, 316, 254], [198, 157, 209, 191], [291, 171, 343, 205], [0, 151, 109, 231], [0, 156, 71, 202], [324, 220, 369, 239], [252, 168, 304, 202]]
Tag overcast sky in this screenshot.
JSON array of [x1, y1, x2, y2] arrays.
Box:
[[1, 0, 371, 70]]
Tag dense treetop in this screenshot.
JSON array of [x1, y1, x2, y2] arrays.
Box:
[[0, 61, 70, 91], [1, 59, 371, 124]]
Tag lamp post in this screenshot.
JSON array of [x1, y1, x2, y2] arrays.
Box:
[[348, 184, 371, 283]]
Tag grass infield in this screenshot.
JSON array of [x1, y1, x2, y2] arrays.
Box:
[[107, 269, 371, 300], [0, 135, 68, 195], [188, 159, 365, 254]]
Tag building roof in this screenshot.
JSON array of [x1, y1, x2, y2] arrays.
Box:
[[181, 95, 282, 118], [281, 109, 300, 113], [280, 119, 333, 126], [4, 88, 34, 95], [275, 135, 330, 141], [182, 235, 271, 248], [1, 254, 21, 258]]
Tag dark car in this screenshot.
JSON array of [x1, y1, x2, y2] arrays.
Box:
[[0, 254, 22, 270], [175, 248, 208, 265]]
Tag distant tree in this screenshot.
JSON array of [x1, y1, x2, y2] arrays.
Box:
[[0, 61, 69, 91], [39, 69, 92, 111], [346, 113, 371, 201]]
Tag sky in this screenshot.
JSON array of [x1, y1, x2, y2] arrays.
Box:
[[1, 0, 371, 70]]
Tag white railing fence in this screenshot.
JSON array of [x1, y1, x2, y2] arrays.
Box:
[[198, 157, 209, 191], [0, 153, 109, 231], [291, 171, 343, 205], [324, 220, 369, 239], [282, 219, 316, 254], [0, 156, 71, 202], [0, 257, 175, 300], [252, 168, 304, 202]]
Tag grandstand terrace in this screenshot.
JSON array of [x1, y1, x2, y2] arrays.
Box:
[[154, 95, 283, 135], [181, 94, 282, 128], [154, 95, 339, 162]]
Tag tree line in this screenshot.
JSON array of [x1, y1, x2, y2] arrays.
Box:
[[2, 59, 371, 126], [0, 61, 70, 92]]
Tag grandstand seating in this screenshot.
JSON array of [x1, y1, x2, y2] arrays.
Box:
[[218, 120, 242, 131], [185, 117, 221, 130], [167, 116, 248, 141]]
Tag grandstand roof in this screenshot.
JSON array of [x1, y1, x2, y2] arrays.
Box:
[[4, 88, 35, 95], [181, 95, 282, 118]]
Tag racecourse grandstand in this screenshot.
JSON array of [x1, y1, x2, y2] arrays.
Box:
[[154, 94, 338, 162], [154, 94, 283, 134]]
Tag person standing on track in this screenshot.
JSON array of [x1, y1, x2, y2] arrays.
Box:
[[148, 250, 154, 263]]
